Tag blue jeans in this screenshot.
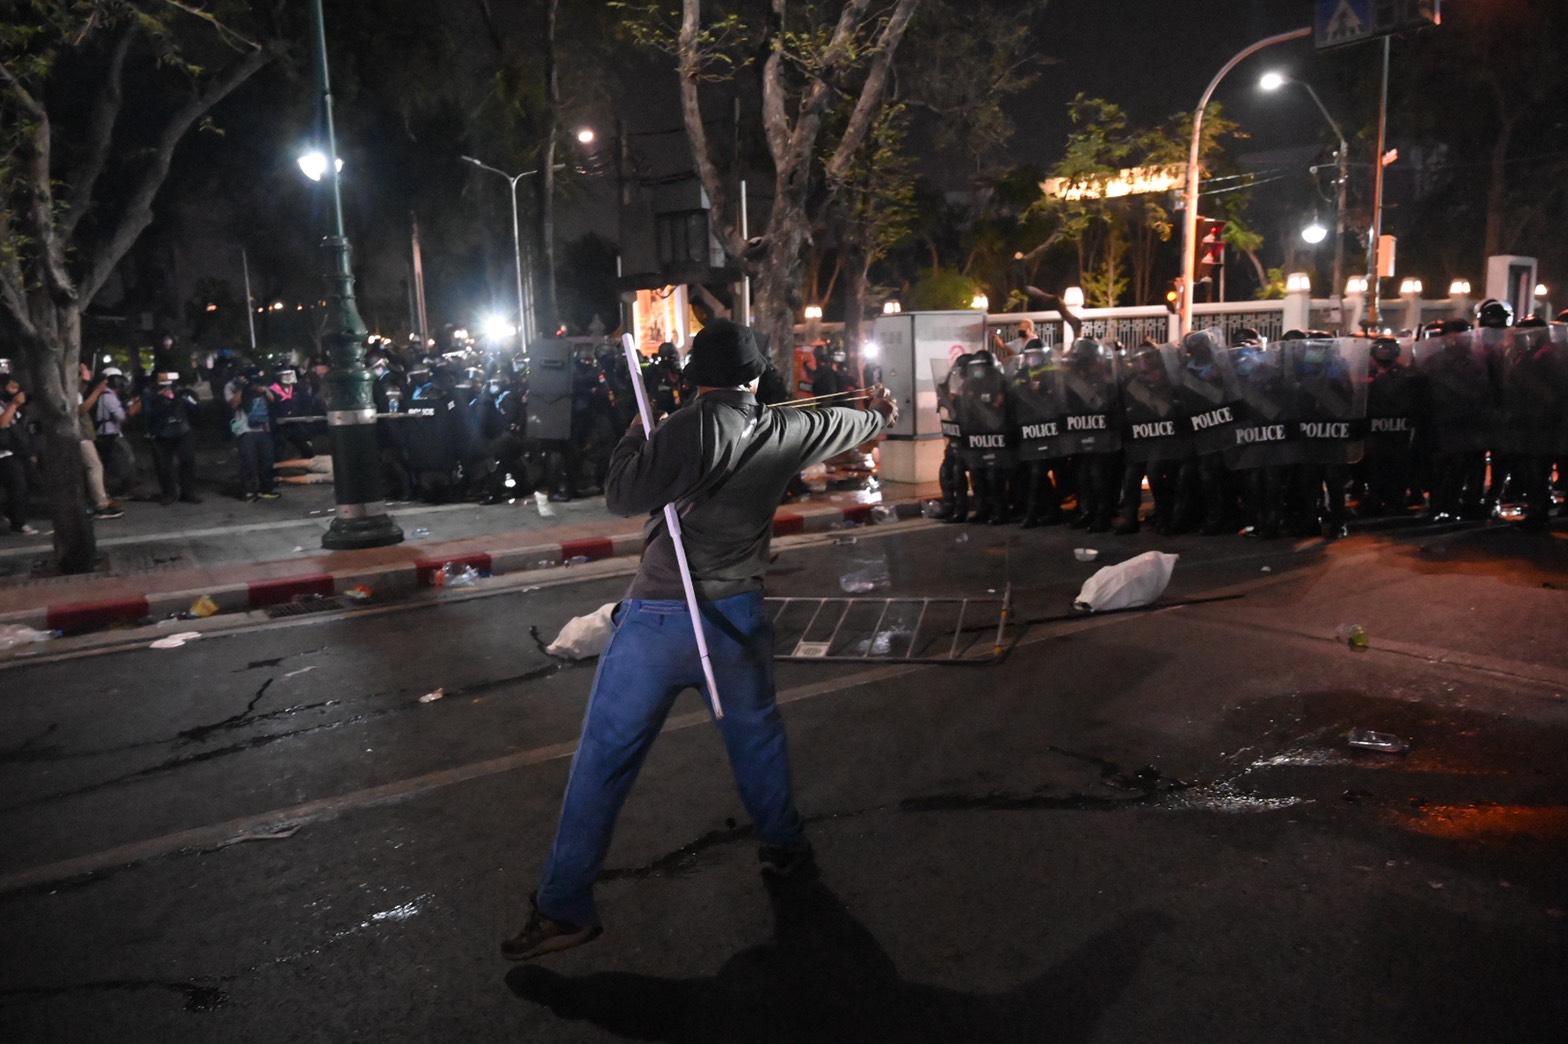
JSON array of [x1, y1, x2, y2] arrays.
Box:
[[536, 591, 804, 926]]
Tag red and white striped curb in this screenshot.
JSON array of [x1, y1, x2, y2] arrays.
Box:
[[10, 499, 924, 637]]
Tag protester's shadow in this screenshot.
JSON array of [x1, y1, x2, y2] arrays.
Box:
[[506, 868, 1167, 1043]]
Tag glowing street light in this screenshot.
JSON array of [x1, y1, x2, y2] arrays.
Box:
[[1180, 27, 1311, 334], [969, 293, 989, 312], [1261, 69, 1350, 313], [297, 149, 343, 182]]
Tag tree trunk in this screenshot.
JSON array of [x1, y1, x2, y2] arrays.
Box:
[[539, 0, 562, 334], [842, 241, 870, 357], [17, 303, 95, 573]]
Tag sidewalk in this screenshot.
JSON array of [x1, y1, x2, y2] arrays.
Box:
[[0, 458, 938, 635]]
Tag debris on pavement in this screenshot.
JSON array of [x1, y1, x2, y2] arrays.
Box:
[[1073, 551, 1178, 612], [343, 585, 373, 601], [217, 824, 301, 847], [190, 595, 220, 618], [150, 631, 203, 649], [418, 688, 445, 703], [409, 527, 431, 539], [434, 562, 480, 587], [1347, 728, 1409, 754], [0, 623, 57, 650], [1336, 623, 1369, 651], [534, 491, 555, 518], [840, 557, 891, 594], [545, 603, 617, 660], [1073, 548, 1098, 562]]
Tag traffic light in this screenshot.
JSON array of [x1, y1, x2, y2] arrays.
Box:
[[1164, 278, 1183, 314], [1197, 218, 1227, 282]]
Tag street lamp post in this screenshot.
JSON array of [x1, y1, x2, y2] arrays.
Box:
[[1261, 71, 1349, 322], [463, 157, 539, 350], [1180, 26, 1311, 335], [306, 0, 401, 550]]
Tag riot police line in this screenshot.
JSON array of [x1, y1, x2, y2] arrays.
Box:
[[277, 338, 697, 506], [933, 313, 1568, 537]]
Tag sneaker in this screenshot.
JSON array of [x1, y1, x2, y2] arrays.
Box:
[[257, 491, 281, 501], [758, 841, 815, 878], [10, 524, 39, 536], [501, 894, 601, 961], [92, 506, 125, 520], [241, 493, 258, 503]]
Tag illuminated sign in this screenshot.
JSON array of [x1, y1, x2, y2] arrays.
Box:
[[1042, 165, 1186, 202], [631, 285, 690, 357]]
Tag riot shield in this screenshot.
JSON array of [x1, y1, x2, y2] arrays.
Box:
[[1414, 330, 1498, 454], [523, 337, 574, 442], [1005, 347, 1064, 461], [955, 353, 1013, 467], [1365, 338, 1424, 449], [401, 389, 459, 472], [1053, 339, 1122, 455], [1499, 325, 1568, 456], [930, 358, 963, 442], [1286, 337, 1369, 466], [1119, 344, 1191, 463], [1224, 342, 1295, 470], [1173, 330, 1242, 454]]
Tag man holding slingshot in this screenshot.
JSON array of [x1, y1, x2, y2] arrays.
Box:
[[504, 319, 898, 960]]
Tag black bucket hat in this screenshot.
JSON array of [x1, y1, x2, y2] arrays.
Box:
[[683, 320, 768, 387]]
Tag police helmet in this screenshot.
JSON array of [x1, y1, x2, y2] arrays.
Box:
[[1370, 337, 1401, 364], [1475, 298, 1514, 328], [1068, 337, 1099, 363], [1515, 314, 1547, 329], [1181, 331, 1216, 358], [1232, 327, 1262, 347]]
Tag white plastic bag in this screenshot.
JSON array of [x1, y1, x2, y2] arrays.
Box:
[[1073, 551, 1178, 612], [545, 603, 618, 659]]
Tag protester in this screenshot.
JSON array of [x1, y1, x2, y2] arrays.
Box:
[[503, 319, 897, 960]]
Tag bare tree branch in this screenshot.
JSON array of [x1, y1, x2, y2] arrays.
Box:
[[77, 39, 279, 303], [679, 0, 745, 258], [824, 0, 919, 186], [153, 0, 262, 51], [0, 57, 78, 305], [58, 23, 136, 245]]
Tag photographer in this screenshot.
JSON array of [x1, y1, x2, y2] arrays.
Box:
[[227, 367, 279, 502], [0, 373, 37, 535], [143, 372, 202, 505]]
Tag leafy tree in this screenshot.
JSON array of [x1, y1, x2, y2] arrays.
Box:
[[614, 0, 920, 371], [0, 1, 282, 571], [905, 265, 979, 311], [1025, 95, 1244, 308], [1392, 0, 1568, 287]]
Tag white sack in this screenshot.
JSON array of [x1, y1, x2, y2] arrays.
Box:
[[545, 603, 618, 659], [1073, 551, 1178, 612]]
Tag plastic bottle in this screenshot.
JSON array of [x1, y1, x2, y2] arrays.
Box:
[[1336, 623, 1369, 651]]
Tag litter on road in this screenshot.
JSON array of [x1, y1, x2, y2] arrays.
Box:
[[1073, 551, 1178, 612]]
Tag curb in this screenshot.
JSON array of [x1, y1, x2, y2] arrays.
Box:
[[10, 496, 930, 638]]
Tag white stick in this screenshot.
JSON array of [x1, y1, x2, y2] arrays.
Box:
[[621, 334, 725, 720]]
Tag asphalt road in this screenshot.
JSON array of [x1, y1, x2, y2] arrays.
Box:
[[2, 519, 1566, 1043]]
